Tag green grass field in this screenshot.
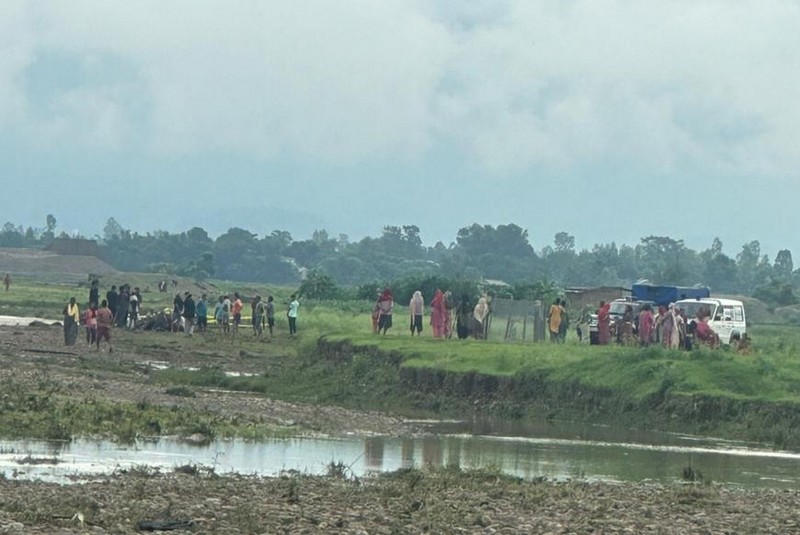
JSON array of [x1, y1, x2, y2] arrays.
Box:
[[4, 277, 800, 416]]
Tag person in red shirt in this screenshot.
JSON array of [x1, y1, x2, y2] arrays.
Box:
[[83, 305, 98, 345], [95, 299, 114, 352], [231, 292, 244, 334]]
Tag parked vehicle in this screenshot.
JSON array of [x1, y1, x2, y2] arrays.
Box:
[[676, 297, 746, 346], [589, 298, 655, 344]]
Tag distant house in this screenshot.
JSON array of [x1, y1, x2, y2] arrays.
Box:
[[564, 286, 630, 311], [46, 238, 102, 258]]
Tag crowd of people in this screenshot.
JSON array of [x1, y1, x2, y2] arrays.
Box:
[[62, 281, 303, 349], [371, 288, 491, 340], [593, 301, 720, 349], [57, 281, 725, 350]]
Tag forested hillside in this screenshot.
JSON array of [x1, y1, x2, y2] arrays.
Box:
[[1, 216, 796, 307]]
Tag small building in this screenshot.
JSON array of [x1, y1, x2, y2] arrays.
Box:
[[564, 286, 630, 312]]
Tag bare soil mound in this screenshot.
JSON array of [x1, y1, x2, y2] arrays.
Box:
[[0, 248, 117, 283]]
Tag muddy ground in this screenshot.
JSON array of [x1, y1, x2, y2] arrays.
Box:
[[0, 325, 416, 438], [2, 325, 800, 534], [3, 466, 800, 534]]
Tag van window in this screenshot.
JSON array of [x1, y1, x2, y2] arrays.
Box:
[[722, 307, 733, 321], [681, 302, 716, 320], [732, 306, 744, 322]]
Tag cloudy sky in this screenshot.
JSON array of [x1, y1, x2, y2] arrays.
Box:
[[1, 1, 798, 258]]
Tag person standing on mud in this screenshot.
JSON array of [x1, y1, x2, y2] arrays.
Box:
[[213, 296, 225, 333], [252, 296, 264, 336], [287, 294, 300, 336], [63, 297, 80, 346], [83, 304, 97, 345], [182, 292, 196, 336], [128, 292, 139, 329], [221, 295, 232, 334], [89, 280, 99, 307], [106, 285, 118, 322], [265, 295, 275, 337], [116, 285, 130, 328], [95, 299, 113, 352], [3, 273, 10, 291], [231, 292, 243, 334], [172, 292, 184, 332], [196, 294, 208, 333]]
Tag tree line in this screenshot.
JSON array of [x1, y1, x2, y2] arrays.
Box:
[[1, 216, 797, 306]]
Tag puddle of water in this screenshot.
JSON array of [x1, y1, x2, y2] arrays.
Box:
[[3, 420, 799, 489]]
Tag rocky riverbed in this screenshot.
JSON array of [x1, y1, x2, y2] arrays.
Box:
[[2, 467, 800, 534], [3, 325, 800, 533]]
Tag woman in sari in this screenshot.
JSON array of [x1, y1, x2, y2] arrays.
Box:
[[430, 289, 447, 338], [638, 304, 654, 346], [597, 301, 611, 345], [663, 303, 684, 349], [618, 305, 634, 345], [63, 297, 80, 346], [455, 294, 473, 339], [473, 297, 489, 340], [694, 315, 719, 348]]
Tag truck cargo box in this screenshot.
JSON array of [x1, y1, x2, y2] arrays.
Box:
[[631, 284, 710, 307]]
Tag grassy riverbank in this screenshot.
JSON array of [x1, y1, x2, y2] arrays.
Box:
[[3, 278, 800, 447]]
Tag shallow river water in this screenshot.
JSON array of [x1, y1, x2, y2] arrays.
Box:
[[2, 418, 798, 488]]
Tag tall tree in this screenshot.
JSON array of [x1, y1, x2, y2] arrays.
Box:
[[636, 236, 690, 284], [103, 217, 124, 241], [774, 249, 794, 280], [700, 238, 737, 292]]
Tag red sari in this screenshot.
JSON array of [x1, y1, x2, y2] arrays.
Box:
[[597, 303, 611, 345], [638, 309, 654, 345], [430, 289, 446, 338]]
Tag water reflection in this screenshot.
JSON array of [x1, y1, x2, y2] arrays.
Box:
[[2, 419, 799, 489]]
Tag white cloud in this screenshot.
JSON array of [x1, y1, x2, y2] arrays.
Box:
[[1, 0, 800, 177]]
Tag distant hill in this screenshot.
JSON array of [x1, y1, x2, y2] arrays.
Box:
[[0, 248, 117, 283]]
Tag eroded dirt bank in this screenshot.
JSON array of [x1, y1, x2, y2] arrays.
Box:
[[318, 338, 800, 447], [2, 468, 800, 534]]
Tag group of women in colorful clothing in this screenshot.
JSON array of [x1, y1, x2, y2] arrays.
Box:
[[596, 301, 709, 349], [372, 288, 490, 339]]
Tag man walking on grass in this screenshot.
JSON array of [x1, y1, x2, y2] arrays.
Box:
[[265, 295, 275, 337], [287, 294, 299, 336]]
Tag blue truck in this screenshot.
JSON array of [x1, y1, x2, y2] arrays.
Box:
[[630, 284, 710, 307]]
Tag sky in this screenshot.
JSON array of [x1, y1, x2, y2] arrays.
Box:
[[1, 1, 799, 259]]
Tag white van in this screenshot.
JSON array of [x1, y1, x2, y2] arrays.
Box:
[[675, 297, 746, 346]]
